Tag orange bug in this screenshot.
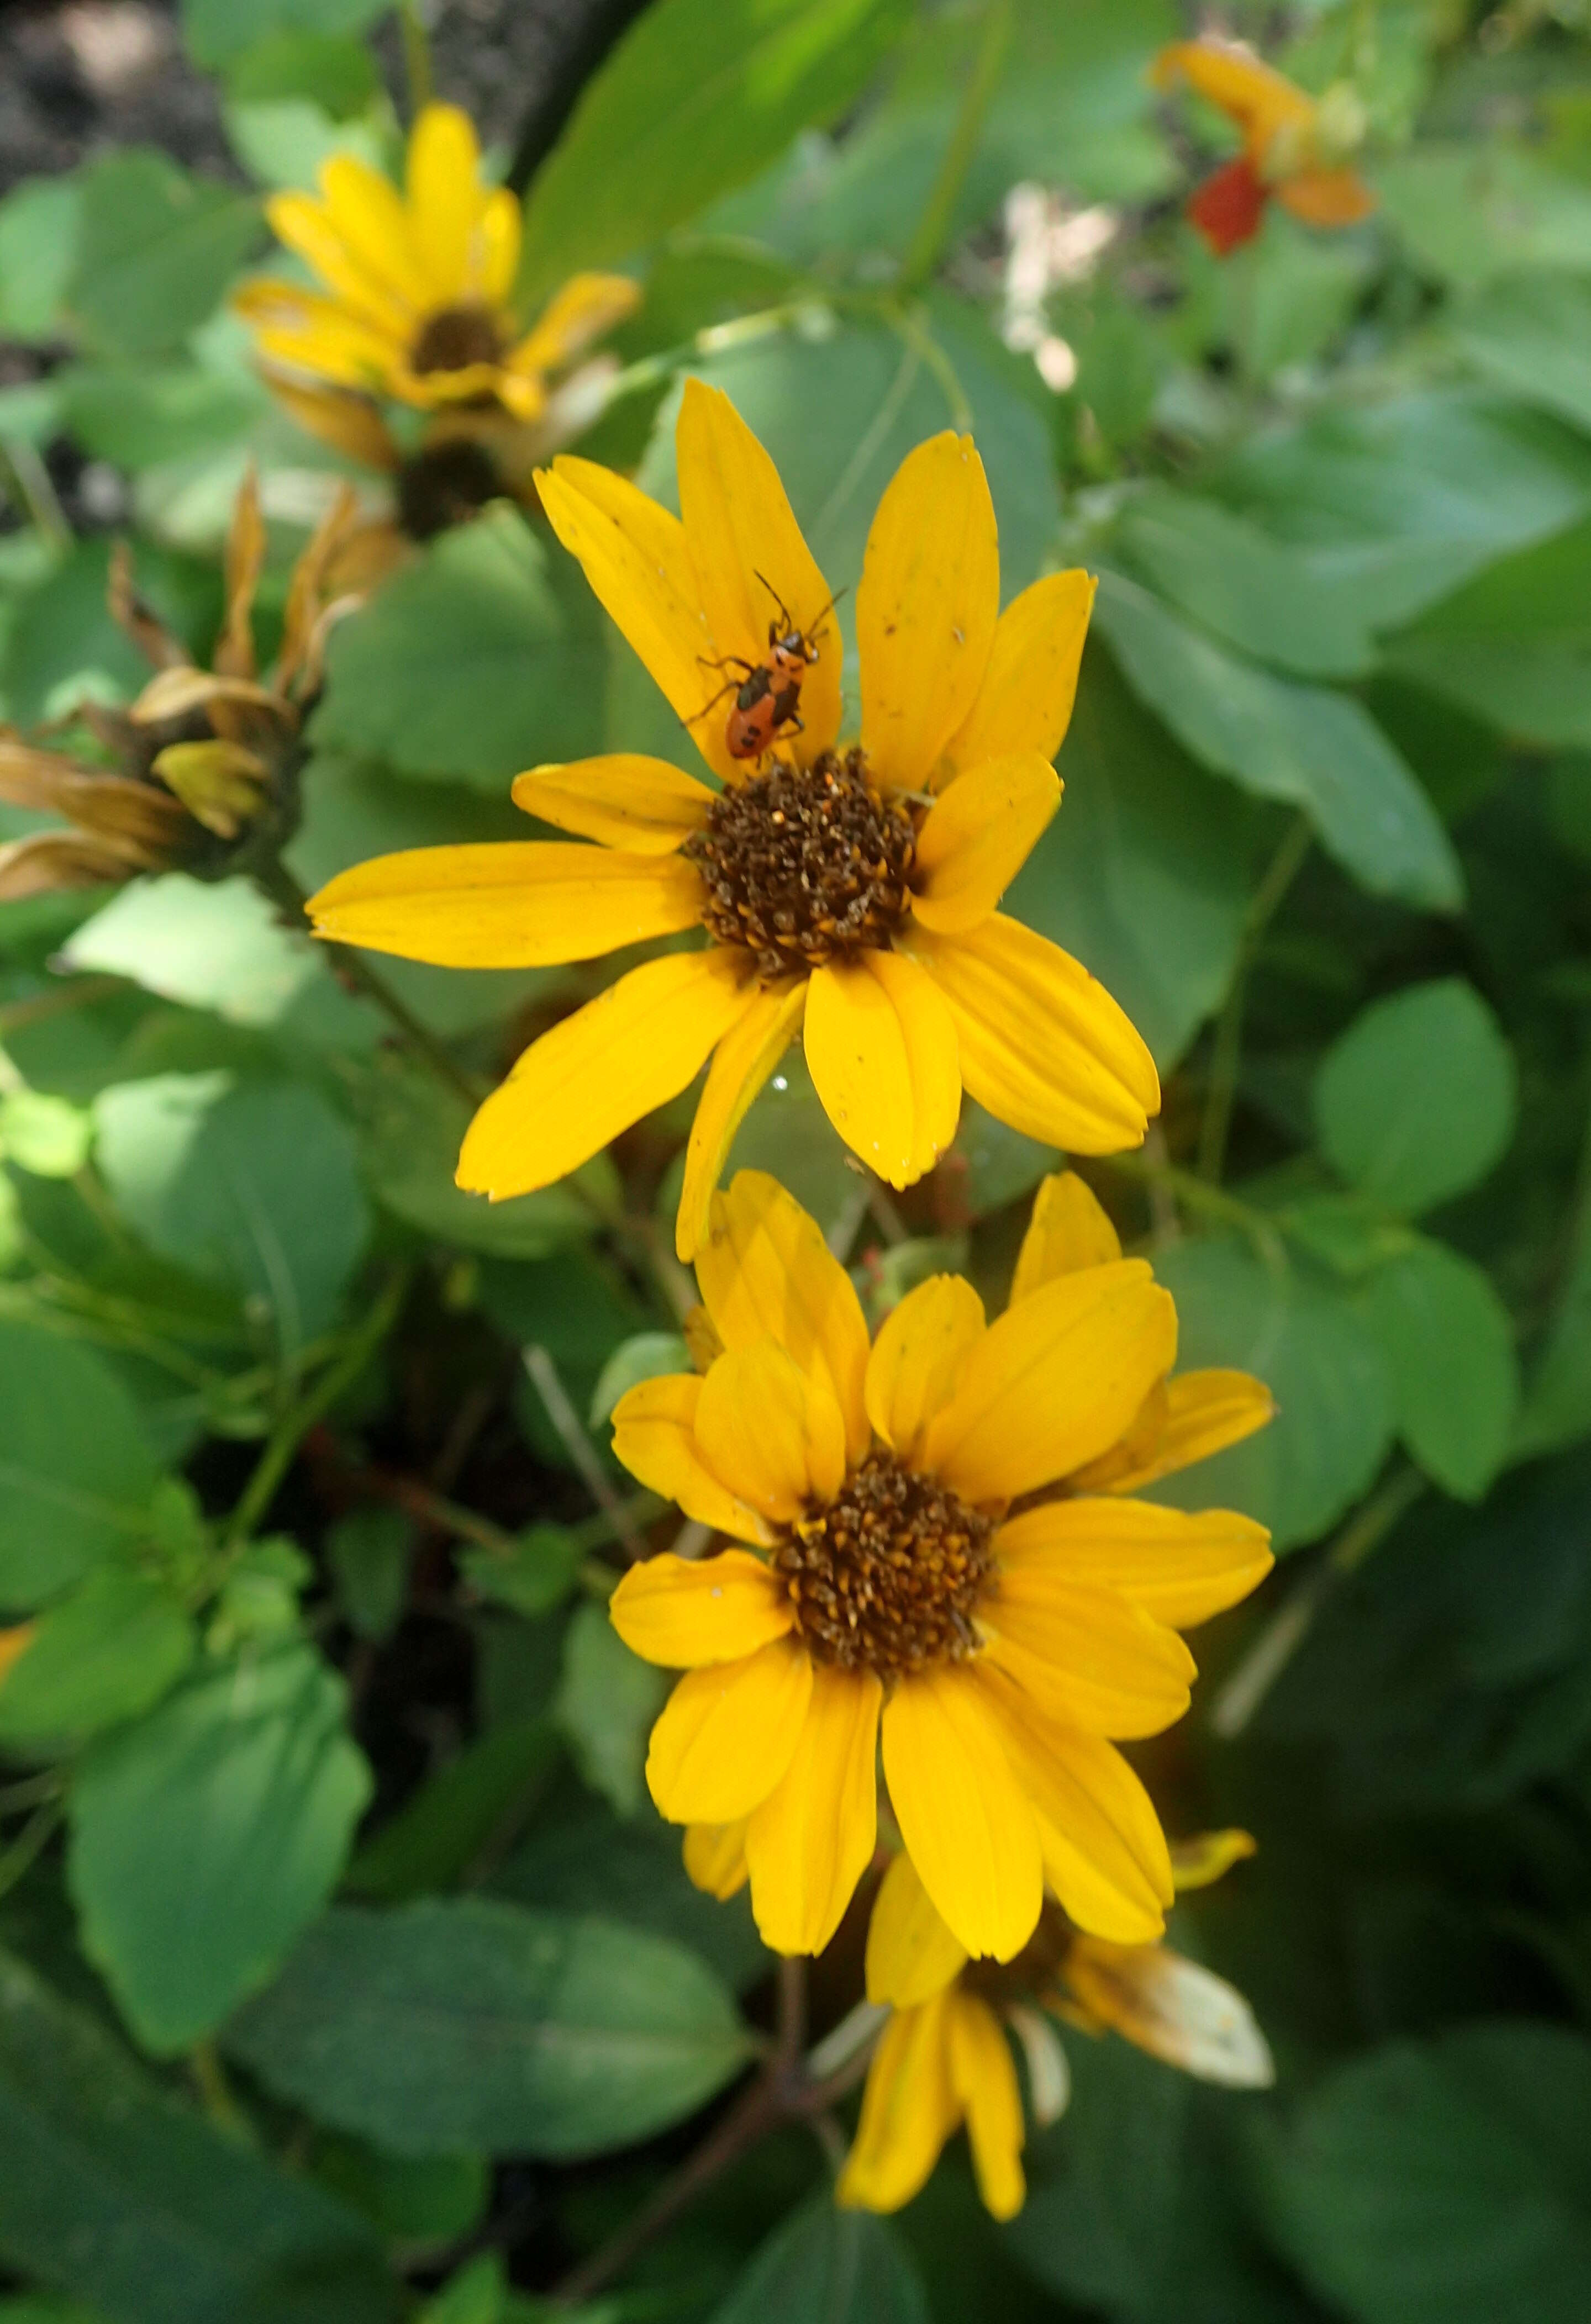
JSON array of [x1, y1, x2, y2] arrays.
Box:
[[691, 573, 844, 763]]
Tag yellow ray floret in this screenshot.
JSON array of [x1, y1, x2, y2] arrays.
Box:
[[233, 103, 638, 420], [604, 1169, 1273, 1968], [307, 382, 1158, 1256]]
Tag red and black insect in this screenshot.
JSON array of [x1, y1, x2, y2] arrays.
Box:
[[691, 572, 844, 762]]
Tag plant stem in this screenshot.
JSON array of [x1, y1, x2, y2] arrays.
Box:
[[0, 1800, 63, 1902], [1198, 810, 1313, 1183], [398, 0, 434, 116], [524, 1343, 648, 1560], [189, 2037, 251, 2140], [1104, 1152, 1289, 1279], [899, 0, 1013, 293], [227, 1272, 408, 1547], [1210, 1461, 1425, 1739]]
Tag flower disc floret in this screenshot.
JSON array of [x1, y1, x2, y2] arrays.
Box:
[[409, 302, 508, 377], [684, 750, 915, 979], [773, 1450, 994, 1678]]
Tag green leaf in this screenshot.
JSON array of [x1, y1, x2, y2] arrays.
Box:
[[554, 1602, 667, 1819], [1111, 487, 1375, 679], [1451, 270, 1591, 434], [0, 1323, 159, 1612], [63, 875, 360, 1036], [325, 1509, 410, 1644], [1374, 141, 1591, 290], [66, 151, 261, 359], [1151, 1237, 1394, 1551], [68, 1644, 371, 2054], [1385, 516, 1591, 749], [709, 2192, 930, 2323], [1315, 980, 1518, 1217], [1007, 646, 1257, 1071], [310, 505, 604, 788], [1359, 1240, 1519, 1502], [0, 1091, 93, 1179], [1254, 2022, 1591, 2323], [0, 177, 82, 344], [1211, 389, 1591, 632], [460, 1526, 586, 1620], [345, 1719, 562, 1902], [1092, 577, 1463, 912], [359, 1061, 597, 1261], [1, 537, 219, 726], [58, 363, 261, 473], [0, 1567, 194, 1751], [312, 2135, 489, 2246], [589, 1334, 692, 1427], [515, 0, 913, 311], [224, 1898, 754, 2159], [0, 1945, 394, 2324], [94, 1073, 371, 1351], [180, 0, 389, 70]]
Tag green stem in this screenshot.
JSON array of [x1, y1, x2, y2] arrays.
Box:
[[1210, 1462, 1425, 1739], [0, 1800, 63, 1903], [190, 2038, 252, 2140], [226, 1272, 408, 1548], [1198, 811, 1313, 1183], [1104, 1152, 1289, 1279], [899, 0, 1013, 292], [398, 0, 434, 117], [0, 438, 69, 552]]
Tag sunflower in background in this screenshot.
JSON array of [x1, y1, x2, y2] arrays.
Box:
[[233, 103, 639, 536], [607, 1168, 1274, 1966], [836, 1834, 1273, 2221], [1153, 38, 1376, 256], [0, 473, 358, 899]]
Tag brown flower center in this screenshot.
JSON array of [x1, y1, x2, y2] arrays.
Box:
[[410, 302, 506, 376], [683, 749, 915, 981], [771, 1449, 994, 1681]]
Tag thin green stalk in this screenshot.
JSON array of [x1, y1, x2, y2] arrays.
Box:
[[0, 1800, 63, 1903], [899, 0, 1013, 292], [1210, 1462, 1425, 1739], [1104, 1152, 1289, 1279], [190, 2038, 251, 2141], [1198, 810, 1313, 1183], [0, 438, 69, 551], [226, 1271, 408, 1548], [398, 0, 434, 117]]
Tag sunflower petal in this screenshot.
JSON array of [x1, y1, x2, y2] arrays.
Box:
[[474, 186, 521, 304], [907, 915, 1158, 1152], [745, 1663, 881, 1954], [676, 379, 842, 765], [317, 154, 430, 310], [510, 756, 714, 853], [536, 457, 737, 785], [882, 1665, 1044, 1961], [1171, 1829, 1257, 1893], [512, 272, 640, 375], [1063, 1937, 1274, 2088], [1073, 1368, 1276, 1494], [947, 1994, 1026, 2221], [1275, 166, 1377, 226], [609, 1548, 792, 1667], [458, 949, 751, 1201], [923, 1260, 1177, 1505], [610, 1372, 771, 1544], [694, 1169, 871, 1460], [308, 841, 703, 966], [865, 1274, 986, 1469], [909, 753, 1060, 936], [837, 1995, 960, 2215], [865, 1851, 968, 2008], [265, 191, 409, 336], [979, 1573, 1194, 1738], [683, 1820, 751, 1898], [995, 1499, 1274, 1630], [646, 1639, 813, 1823], [805, 951, 960, 1190], [694, 1338, 848, 1519], [977, 1671, 1172, 1941], [1010, 1171, 1122, 1302], [942, 571, 1095, 778], [405, 103, 482, 302], [677, 982, 807, 1265], [860, 433, 999, 791]]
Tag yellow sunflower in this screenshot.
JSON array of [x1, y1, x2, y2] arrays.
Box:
[[233, 103, 639, 426], [308, 380, 1160, 1259], [836, 1836, 1273, 2221], [607, 1166, 1274, 1965]]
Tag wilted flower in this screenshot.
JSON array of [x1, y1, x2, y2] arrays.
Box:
[[308, 382, 1160, 1259], [233, 103, 638, 524], [1153, 39, 1375, 255], [607, 1168, 1273, 1964], [836, 1836, 1274, 2220], [0, 476, 357, 899]]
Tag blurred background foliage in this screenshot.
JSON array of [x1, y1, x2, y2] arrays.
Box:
[[3, 0, 1591, 2317]]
